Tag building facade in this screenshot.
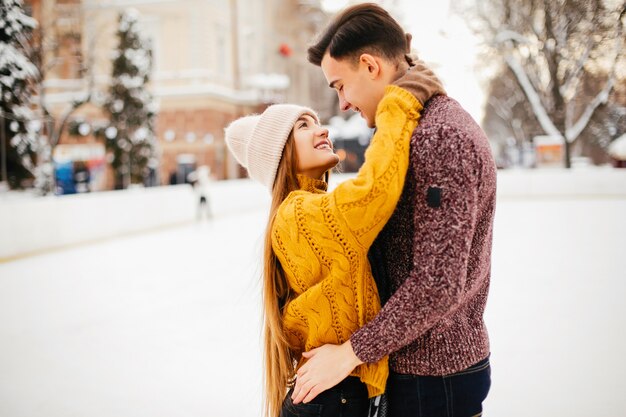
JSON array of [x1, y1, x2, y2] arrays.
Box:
[[26, 0, 337, 187]]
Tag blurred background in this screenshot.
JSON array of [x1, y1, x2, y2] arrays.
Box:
[[0, 0, 625, 416]]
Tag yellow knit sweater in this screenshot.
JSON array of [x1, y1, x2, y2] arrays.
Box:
[[271, 86, 421, 397]]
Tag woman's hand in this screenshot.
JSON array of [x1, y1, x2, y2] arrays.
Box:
[[291, 340, 364, 404]]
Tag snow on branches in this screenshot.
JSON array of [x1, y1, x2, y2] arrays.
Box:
[[472, 0, 625, 167], [0, 0, 42, 189]]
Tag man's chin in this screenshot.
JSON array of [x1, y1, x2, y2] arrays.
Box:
[[357, 110, 375, 128]]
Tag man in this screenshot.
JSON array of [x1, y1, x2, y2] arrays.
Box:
[[290, 4, 496, 416]]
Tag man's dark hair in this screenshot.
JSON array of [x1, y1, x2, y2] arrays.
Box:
[[307, 3, 407, 67]]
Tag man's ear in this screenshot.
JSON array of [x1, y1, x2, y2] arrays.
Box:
[[359, 53, 381, 79], [405, 33, 413, 53]]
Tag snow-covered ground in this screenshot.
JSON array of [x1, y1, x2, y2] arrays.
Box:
[[0, 189, 625, 416]]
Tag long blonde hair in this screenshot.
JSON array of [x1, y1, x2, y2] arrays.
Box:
[[262, 132, 330, 417]]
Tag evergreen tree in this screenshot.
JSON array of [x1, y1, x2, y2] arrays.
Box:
[[0, 0, 40, 189], [104, 9, 158, 189]]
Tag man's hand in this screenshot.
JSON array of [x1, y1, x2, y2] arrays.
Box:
[[291, 340, 364, 404]]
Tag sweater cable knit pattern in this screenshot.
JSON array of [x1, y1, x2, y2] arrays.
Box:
[[271, 86, 421, 397]]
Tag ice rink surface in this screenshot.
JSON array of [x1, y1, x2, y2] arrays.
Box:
[[1, 195, 625, 416]]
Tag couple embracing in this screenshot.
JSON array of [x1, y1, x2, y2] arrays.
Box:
[[224, 4, 496, 417]]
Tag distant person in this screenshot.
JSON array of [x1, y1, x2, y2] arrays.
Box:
[[187, 165, 213, 221], [224, 64, 441, 416], [73, 161, 90, 193], [289, 4, 497, 417]]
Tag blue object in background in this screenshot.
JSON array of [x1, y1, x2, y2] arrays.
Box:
[[55, 162, 75, 195]]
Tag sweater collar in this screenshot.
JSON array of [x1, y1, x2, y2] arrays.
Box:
[[297, 174, 328, 193]]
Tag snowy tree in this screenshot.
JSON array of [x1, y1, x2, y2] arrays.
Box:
[[578, 76, 626, 163], [465, 0, 625, 168], [482, 67, 544, 167], [30, 4, 110, 194], [0, 0, 41, 189], [101, 9, 158, 189]]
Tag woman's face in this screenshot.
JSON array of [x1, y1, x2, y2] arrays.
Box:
[[293, 114, 339, 179]]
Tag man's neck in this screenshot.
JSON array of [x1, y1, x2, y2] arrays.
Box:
[[390, 59, 411, 83]]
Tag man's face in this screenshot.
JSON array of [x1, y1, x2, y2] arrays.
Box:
[[320, 52, 387, 128]]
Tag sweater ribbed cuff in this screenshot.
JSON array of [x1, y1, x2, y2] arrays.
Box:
[[353, 357, 389, 398], [382, 85, 423, 113]]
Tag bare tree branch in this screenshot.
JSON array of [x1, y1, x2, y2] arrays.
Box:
[[488, 96, 513, 121], [37, 4, 101, 149], [560, 39, 593, 97], [503, 51, 563, 139], [471, 0, 623, 167], [494, 30, 531, 44], [565, 11, 623, 143], [566, 76, 614, 142]]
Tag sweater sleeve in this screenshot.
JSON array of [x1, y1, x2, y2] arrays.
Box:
[[350, 126, 482, 364], [329, 85, 421, 250]]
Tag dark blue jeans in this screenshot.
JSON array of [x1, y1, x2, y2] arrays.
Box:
[[280, 376, 370, 417], [386, 356, 491, 417]]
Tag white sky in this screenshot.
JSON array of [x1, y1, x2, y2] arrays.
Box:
[[394, 0, 486, 123], [322, 0, 487, 123]]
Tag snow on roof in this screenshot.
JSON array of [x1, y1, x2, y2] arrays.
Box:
[[608, 133, 626, 159], [326, 113, 372, 141], [533, 135, 563, 146]]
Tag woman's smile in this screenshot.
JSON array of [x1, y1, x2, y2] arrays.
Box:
[[314, 138, 333, 151]]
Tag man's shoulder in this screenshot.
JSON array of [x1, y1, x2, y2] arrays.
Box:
[[408, 95, 494, 179], [413, 95, 473, 134], [410, 95, 488, 152]]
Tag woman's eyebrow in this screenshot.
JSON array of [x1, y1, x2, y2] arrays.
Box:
[[297, 116, 316, 125]]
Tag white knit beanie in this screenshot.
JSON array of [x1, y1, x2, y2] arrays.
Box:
[[224, 104, 319, 191]]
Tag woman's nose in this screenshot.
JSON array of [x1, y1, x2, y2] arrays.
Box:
[[317, 127, 329, 138]]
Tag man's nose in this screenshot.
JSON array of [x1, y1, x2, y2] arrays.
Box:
[[338, 96, 351, 112]]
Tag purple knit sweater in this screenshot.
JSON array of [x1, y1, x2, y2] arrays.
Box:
[[350, 95, 497, 376]]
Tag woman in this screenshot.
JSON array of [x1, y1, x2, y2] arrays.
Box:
[[224, 83, 423, 417]]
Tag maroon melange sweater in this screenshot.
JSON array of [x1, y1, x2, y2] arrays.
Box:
[[350, 94, 497, 376]]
